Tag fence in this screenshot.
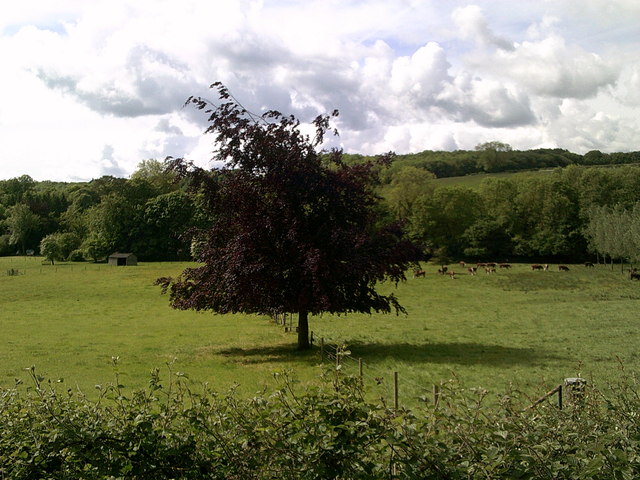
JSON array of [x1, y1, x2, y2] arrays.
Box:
[[269, 314, 585, 411]]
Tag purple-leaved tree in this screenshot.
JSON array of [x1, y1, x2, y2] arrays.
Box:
[[157, 83, 419, 349]]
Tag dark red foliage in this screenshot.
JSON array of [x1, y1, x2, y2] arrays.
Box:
[[157, 83, 419, 348]]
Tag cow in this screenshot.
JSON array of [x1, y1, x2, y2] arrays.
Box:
[[449, 270, 456, 279], [467, 267, 477, 275], [486, 262, 497, 268], [531, 264, 544, 270], [584, 262, 595, 268], [498, 263, 511, 269], [544, 264, 549, 271], [413, 269, 426, 278], [485, 266, 496, 274], [459, 261, 466, 268], [630, 272, 640, 280], [558, 265, 570, 271], [437, 266, 448, 275]]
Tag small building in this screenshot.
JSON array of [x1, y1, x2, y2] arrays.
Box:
[[108, 252, 138, 266]]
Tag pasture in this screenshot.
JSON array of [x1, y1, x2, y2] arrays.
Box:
[[1, 256, 639, 406]]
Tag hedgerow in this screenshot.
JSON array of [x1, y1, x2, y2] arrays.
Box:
[[2, 360, 640, 479]]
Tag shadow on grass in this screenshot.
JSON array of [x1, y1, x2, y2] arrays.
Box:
[[218, 341, 555, 367], [346, 341, 554, 367]]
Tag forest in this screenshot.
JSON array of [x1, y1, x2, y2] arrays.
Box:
[[1, 147, 639, 266]]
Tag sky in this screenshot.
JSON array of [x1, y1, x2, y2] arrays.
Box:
[[1, 0, 639, 182]]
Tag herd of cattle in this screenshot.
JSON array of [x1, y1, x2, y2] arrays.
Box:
[[413, 262, 640, 280]]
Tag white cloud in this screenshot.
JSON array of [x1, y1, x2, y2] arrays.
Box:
[[1, 0, 639, 181], [452, 5, 514, 51]]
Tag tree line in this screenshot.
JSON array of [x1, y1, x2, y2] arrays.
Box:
[[0, 161, 208, 263], [1, 151, 639, 266], [384, 163, 640, 265]]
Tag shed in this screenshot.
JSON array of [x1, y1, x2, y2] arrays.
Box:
[[108, 252, 138, 266]]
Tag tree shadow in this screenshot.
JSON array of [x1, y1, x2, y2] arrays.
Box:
[[345, 341, 554, 367], [217, 341, 556, 367]]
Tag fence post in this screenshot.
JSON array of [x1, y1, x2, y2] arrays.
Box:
[[320, 338, 324, 362], [358, 358, 363, 385], [394, 371, 399, 410], [557, 384, 563, 410], [433, 384, 440, 407]]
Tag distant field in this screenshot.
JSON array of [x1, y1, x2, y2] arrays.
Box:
[[1, 256, 639, 407], [432, 169, 556, 188]]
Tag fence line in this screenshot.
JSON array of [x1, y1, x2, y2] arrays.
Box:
[[267, 315, 578, 410]]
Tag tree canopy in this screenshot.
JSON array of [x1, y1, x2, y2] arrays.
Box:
[[157, 83, 419, 349]]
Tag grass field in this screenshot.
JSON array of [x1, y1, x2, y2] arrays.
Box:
[[1, 256, 638, 407]]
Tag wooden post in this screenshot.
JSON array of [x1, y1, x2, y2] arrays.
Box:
[[557, 384, 563, 410], [320, 338, 324, 362], [394, 371, 399, 410], [358, 358, 363, 383], [433, 384, 440, 407]]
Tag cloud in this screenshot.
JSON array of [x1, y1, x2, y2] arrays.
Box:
[[1, 0, 640, 182], [36, 44, 201, 117], [492, 35, 619, 99], [452, 5, 515, 51], [99, 145, 128, 177]]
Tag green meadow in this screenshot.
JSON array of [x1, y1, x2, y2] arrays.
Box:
[[1, 256, 639, 406]]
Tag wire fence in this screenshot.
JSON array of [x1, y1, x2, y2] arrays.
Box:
[[269, 313, 583, 411]]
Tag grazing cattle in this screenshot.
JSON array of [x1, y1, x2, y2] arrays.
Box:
[[468, 267, 477, 275], [485, 262, 497, 268], [544, 264, 549, 271], [630, 272, 640, 280], [498, 263, 511, 269], [413, 269, 426, 278], [558, 265, 570, 271], [584, 262, 595, 268], [531, 264, 544, 270], [459, 261, 466, 268], [477, 262, 487, 267], [437, 266, 448, 275], [485, 267, 496, 274]]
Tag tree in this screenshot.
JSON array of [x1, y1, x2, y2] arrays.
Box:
[[474, 141, 513, 173], [386, 166, 435, 221], [130, 159, 178, 196], [157, 83, 418, 349], [40, 234, 63, 265], [6, 203, 41, 254], [136, 191, 199, 261], [408, 186, 484, 257]]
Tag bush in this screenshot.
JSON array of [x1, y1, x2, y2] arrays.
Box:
[[66, 249, 86, 262], [2, 362, 640, 479]]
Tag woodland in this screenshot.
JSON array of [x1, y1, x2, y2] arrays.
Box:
[[1, 146, 639, 267]]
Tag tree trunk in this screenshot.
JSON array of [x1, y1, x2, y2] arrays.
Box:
[[297, 310, 310, 350]]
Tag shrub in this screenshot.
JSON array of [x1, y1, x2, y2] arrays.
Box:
[[2, 362, 640, 479]]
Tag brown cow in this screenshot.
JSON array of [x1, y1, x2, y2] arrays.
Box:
[[630, 272, 640, 280], [558, 265, 569, 271], [584, 262, 595, 268], [498, 263, 511, 269], [467, 267, 477, 275], [531, 264, 544, 270], [459, 261, 466, 268], [485, 267, 496, 274], [437, 266, 448, 275], [413, 269, 426, 278], [449, 270, 456, 279]]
